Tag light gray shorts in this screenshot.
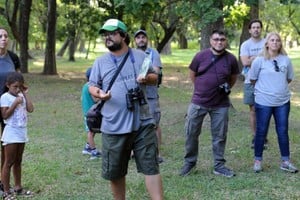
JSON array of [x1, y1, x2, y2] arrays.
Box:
[[243, 83, 254, 105]]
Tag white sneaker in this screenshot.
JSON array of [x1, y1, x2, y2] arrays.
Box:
[[253, 160, 262, 173], [280, 161, 298, 173]]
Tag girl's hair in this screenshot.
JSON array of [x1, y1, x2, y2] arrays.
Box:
[[261, 32, 287, 59], [6, 72, 24, 85], [0, 27, 8, 34]]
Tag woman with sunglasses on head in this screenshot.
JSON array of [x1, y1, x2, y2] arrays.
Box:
[[249, 32, 298, 173]]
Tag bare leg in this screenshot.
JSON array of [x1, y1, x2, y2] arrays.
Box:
[[145, 174, 163, 200], [1, 144, 18, 193], [87, 131, 96, 149], [110, 177, 126, 200], [13, 143, 25, 190], [1, 143, 4, 172]]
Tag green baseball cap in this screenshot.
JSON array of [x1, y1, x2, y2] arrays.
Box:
[[99, 19, 127, 34]]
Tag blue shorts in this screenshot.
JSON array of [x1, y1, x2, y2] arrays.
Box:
[[243, 83, 254, 105]]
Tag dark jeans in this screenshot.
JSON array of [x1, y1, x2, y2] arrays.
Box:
[[254, 101, 290, 161]]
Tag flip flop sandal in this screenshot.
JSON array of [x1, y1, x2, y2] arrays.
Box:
[[3, 192, 16, 200], [14, 188, 33, 197]]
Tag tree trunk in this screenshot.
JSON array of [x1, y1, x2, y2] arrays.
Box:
[[239, 3, 259, 48], [178, 33, 188, 49], [57, 38, 69, 57], [79, 39, 86, 53], [154, 0, 179, 53], [156, 25, 177, 53], [200, 1, 224, 50], [19, 0, 32, 73], [85, 39, 91, 59], [238, 1, 259, 68], [43, 0, 57, 75], [5, 0, 20, 43], [68, 38, 76, 62], [160, 38, 172, 55]]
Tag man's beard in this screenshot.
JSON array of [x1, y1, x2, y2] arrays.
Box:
[[137, 43, 147, 51], [106, 40, 122, 52], [212, 47, 225, 54]]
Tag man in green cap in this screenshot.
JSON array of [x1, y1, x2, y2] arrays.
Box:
[[89, 19, 163, 200]]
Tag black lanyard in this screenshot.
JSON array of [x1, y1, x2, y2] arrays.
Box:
[[110, 48, 137, 91]]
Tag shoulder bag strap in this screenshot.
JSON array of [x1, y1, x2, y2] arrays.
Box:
[[195, 51, 227, 77]]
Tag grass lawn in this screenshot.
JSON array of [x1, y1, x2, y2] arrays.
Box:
[[15, 46, 300, 199]]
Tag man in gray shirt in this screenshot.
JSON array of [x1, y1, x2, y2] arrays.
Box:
[[134, 29, 164, 163], [240, 19, 267, 149], [89, 19, 163, 200]]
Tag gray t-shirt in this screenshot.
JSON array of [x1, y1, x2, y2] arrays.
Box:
[[0, 54, 15, 95], [240, 38, 265, 84], [249, 55, 294, 106], [89, 48, 154, 134], [145, 48, 162, 99]]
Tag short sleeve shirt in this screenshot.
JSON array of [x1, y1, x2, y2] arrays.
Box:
[[89, 49, 154, 134], [145, 48, 162, 99], [240, 38, 265, 83], [0, 92, 27, 127], [1, 92, 28, 144], [249, 55, 293, 106], [81, 82, 95, 116], [189, 49, 239, 108], [0, 54, 16, 95]]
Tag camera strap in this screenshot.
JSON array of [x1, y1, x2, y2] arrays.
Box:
[[94, 50, 130, 111], [195, 51, 227, 77]]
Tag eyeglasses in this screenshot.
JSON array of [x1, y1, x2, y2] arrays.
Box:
[[273, 60, 279, 72], [102, 31, 119, 38], [212, 38, 226, 42]]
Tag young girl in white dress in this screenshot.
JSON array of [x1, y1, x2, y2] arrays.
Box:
[[1, 72, 34, 199]]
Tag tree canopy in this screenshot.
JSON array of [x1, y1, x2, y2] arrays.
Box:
[[0, 0, 299, 74]]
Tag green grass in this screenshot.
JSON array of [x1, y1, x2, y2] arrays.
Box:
[[17, 47, 300, 199]]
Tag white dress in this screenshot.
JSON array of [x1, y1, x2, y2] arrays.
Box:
[[0, 92, 28, 145]]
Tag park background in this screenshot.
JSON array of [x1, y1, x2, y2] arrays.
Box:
[[1, 0, 300, 199]]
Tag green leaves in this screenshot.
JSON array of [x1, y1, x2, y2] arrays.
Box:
[[280, 0, 300, 4]]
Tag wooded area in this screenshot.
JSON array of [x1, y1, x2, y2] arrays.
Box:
[[0, 0, 299, 74]]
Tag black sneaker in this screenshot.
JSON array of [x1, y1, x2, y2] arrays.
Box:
[[213, 166, 235, 178], [179, 164, 195, 176]]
